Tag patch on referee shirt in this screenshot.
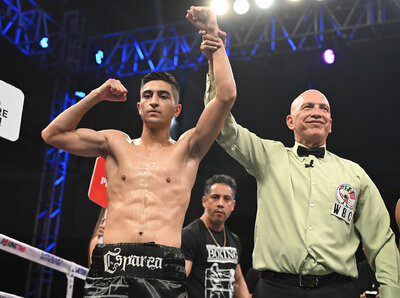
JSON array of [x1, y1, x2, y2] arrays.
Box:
[[331, 184, 357, 224], [336, 184, 357, 208]]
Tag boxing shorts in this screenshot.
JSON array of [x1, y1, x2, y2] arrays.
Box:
[[84, 242, 186, 297]]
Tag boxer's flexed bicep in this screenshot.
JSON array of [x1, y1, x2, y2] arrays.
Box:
[[42, 79, 128, 157]]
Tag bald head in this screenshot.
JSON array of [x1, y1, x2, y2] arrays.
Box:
[[286, 89, 332, 148], [290, 89, 330, 115]]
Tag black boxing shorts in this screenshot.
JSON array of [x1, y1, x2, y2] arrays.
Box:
[[84, 242, 186, 297]]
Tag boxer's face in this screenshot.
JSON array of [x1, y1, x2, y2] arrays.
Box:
[[137, 80, 181, 127], [202, 183, 236, 227]]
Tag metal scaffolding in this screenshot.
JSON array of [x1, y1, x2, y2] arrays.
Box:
[[0, 0, 64, 65], [25, 76, 76, 298], [83, 0, 400, 77], [2, 0, 400, 75]]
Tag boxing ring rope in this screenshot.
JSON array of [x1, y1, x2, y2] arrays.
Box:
[[0, 292, 23, 298], [0, 233, 88, 298]]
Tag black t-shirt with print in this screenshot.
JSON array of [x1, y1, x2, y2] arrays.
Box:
[[182, 218, 242, 298]]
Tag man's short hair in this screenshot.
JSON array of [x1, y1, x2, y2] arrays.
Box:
[[140, 71, 180, 104], [203, 174, 237, 198]]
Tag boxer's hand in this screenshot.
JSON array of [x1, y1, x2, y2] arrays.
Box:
[[200, 33, 223, 60], [93, 79, 128, 102], [186, 6, 219, 35]]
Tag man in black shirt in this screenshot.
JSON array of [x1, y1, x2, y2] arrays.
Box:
[[182, 174, 250, 298]]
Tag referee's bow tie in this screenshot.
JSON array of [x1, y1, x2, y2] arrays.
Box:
[[297, 146, 325, 158]]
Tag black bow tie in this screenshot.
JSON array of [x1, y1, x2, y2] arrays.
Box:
[[297, 146, 325, 158]]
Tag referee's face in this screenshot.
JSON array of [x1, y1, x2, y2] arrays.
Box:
[[287, 89, 332, 148], [202, 183, 236, 228]]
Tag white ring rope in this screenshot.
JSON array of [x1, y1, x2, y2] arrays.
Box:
[[0, 233, 88, 298], [0, 292, 23, 298]]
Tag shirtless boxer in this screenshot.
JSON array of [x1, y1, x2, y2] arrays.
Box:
[[41, 6, 233, 297]]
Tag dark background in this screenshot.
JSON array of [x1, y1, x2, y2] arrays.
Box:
[[1, 0, 400, 296]]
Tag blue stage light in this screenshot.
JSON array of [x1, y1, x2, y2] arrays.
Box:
[[74, 91, 86, 98], [95, 50, 104, 64], [39, 37, 49, 48]]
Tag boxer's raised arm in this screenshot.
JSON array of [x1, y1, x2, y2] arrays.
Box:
[[185, 6, 236, 159]]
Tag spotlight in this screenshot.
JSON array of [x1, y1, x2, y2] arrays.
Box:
[[256, 0, 273, 9], [322, 49, 335, 64], [74, 91, 86, 98], [233, 0, 249, 15], [95, 50, 104, 65], [39, 37, 49, 48], [211, 0, 228, 15]]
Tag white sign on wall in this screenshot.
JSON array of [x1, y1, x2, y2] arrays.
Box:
[[0, 80, 25, 142]]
